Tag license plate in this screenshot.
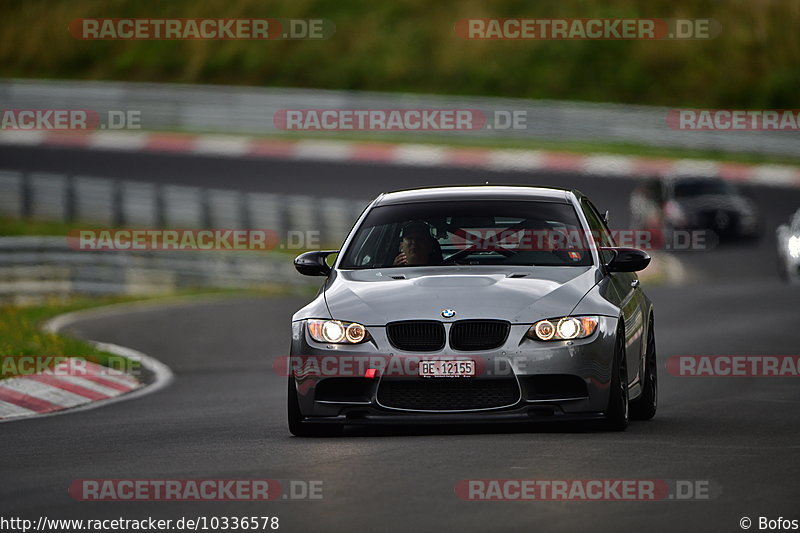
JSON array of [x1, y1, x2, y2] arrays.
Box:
[[418, 360, 475, 378]]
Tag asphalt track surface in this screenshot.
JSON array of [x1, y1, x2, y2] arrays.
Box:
[[2, 145, 800, 532]]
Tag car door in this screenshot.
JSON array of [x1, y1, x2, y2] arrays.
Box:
[[581, 198, 646, 387]]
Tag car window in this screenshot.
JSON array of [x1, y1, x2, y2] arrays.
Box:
[[339, 199, 594, 268], [581, 198, 616, 248], [673, 179, 736, 198], [580, 198, 618, 265]]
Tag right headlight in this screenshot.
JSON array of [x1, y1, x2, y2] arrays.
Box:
[[789, 235, 800, 259], [526, 316, 599, 341], [307, 319, 371, 344]]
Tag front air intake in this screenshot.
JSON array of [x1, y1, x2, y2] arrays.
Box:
[[386, 320, 446, 351], [449, 320, 510, 351]]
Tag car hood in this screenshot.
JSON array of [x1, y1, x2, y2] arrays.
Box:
[[324, 266, 601, 325]]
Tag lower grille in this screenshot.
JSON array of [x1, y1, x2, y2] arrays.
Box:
[[450, 320, 510, 351], [386, 321, 445, 351], [377, 378, 520, 411], [518, 374, 588, 401], [315, 378, 374, 403]]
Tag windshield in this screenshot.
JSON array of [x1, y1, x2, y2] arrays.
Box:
[[339, 200, 594, 269], [674, 179, 737, 198]]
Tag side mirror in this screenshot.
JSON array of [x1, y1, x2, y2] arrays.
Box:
[[602, 247, 650, 273], [294, 250, 338, 276]]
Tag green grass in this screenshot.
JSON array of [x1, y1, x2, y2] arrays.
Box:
[[1, 0, 798, 108], [0, 295, 144, 380], [0, 286, 314, 380]]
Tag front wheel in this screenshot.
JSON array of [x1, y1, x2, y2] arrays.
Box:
[[287, 377, 343, 437], [602, 327, 629, 431], [630, 316, 657, 420]]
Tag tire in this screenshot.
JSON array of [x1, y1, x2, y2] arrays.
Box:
[[602, 325, 629, 431], [630, 315, 657, 421], [287, 377, 343, 437]]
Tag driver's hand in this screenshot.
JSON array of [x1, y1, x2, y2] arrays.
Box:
[[393, 253, 408, 265]]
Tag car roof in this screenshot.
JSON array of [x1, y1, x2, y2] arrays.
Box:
[[374, 185, 577, 206]]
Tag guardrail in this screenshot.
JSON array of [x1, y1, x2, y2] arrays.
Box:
[[1, 78, 796, 157], [0, 169, 367, 302], [0, 236, 316, 305], [0, 170, 367, 243]]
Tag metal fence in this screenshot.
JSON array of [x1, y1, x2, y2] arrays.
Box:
[[1, 78, 796, 157], [0, 169, 368, 301]]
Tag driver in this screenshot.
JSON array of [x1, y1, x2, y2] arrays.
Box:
[[393, 221, 441, 266]]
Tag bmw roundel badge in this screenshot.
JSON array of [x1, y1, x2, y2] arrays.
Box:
[[441, 309, 456, 318]]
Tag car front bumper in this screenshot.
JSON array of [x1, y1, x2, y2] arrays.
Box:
[[288, 316, 620, 423]]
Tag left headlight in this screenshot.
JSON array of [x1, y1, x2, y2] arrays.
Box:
[[307, 319, 371, 344], [526, 316, 599, 341]]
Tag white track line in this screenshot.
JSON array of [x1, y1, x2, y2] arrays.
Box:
[[392, 144, 448, 166], [0, 130, 47, 145], [48, 375, 125, 397], [88, 131, 148, 151], [0, 378, 92, 407], [486, 149, 545, 172], [0, 308, 174, 423], [193, 135, 250, 157], [293, 140, 353, 161], [583, 155, 637, 176], [0, 400, 37, 417]]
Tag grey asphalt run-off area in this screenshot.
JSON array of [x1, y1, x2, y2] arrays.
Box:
[[2, 145, 800, 532]]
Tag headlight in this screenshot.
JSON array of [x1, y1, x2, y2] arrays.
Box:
[[307, 319, 371, 344], [789, 235, 800, 259], [527, 316, 598, 341]]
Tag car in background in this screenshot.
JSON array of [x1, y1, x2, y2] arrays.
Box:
[[777, 208, 800, 283], [630, 175, 760, 243], [288, 185, 657, 436]]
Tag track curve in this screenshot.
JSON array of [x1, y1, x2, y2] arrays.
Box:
[[2, 146, 800, 532]]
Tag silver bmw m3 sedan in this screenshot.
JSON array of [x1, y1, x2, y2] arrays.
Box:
[[288, 185, 657, 436]]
